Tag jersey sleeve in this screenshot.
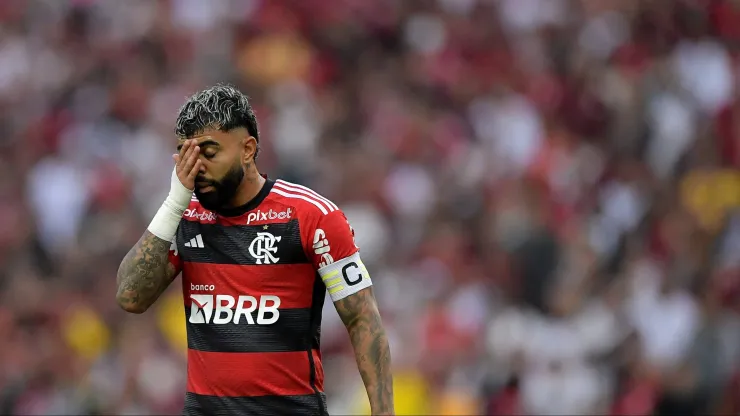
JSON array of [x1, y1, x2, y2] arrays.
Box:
[[306, 209, 372, 302], [168, 237, 183, 275]]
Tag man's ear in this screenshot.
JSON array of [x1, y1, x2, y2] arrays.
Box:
[[242, 136, 258, 165]]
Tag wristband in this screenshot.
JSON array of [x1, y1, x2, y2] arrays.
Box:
[[147, 167, 193, 241]]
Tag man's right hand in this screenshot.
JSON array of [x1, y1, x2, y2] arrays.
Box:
[[173, 139, 202, 191], [116, 140, 202, 314]]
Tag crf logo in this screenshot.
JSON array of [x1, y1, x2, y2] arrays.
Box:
[[246, 208, 292, 224], [313, 229, 334, 268], [249, 232, 281, 264], [188, 294, 281, 325]]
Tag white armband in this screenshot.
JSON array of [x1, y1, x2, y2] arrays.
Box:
[[318, 251, 373, 302]]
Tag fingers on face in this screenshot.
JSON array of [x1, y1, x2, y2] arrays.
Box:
[[179, 139, 191, 157], [188, 160, 202, 180], [176, 139, 202, 172]]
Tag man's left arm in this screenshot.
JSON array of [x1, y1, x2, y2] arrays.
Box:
[[334, 287, 394, 416], [305, 209, 395, 415]]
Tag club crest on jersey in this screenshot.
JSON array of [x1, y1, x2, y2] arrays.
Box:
[[249, 232, 281, 265]]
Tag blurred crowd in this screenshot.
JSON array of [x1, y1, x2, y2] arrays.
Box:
[[2, 0, 740, 414]]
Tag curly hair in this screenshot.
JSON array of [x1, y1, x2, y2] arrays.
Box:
[[175, 84, 260, 159]]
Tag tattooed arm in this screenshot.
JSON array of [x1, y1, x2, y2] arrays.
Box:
[[116, 139, 201, 313], [335, 287, 394, 416], [116, 231, 178, 314]]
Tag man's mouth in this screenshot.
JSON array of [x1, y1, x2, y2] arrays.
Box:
[[196, 182, 214, 192]]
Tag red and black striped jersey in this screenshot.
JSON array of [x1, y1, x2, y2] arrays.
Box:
[[168, 178, 372, 416]]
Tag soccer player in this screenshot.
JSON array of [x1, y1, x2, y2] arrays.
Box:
[[115, 85, 395, 416]]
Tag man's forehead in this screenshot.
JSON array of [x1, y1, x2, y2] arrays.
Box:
[[178, 134, 219, 144], [176, 134, 226, 151], [176, 128, 249, 148]]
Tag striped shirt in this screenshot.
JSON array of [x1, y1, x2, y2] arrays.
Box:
[[168, 178, 372, 416]]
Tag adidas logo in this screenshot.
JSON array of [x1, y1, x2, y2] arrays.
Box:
[[184, 234, 204, 248]]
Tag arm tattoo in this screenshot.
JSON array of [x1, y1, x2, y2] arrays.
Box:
[[116, 230, 178, 313], [335, 287, 394, 415]]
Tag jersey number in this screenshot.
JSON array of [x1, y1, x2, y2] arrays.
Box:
[[341, 262, 363, 286]]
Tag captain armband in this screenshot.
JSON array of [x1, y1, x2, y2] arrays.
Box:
[[318, 252, 373, 302]]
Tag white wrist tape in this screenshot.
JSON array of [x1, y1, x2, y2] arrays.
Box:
[[147, 167, 193, 241]]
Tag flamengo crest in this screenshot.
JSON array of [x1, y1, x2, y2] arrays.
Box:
[[249, 232, 281, 265]]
